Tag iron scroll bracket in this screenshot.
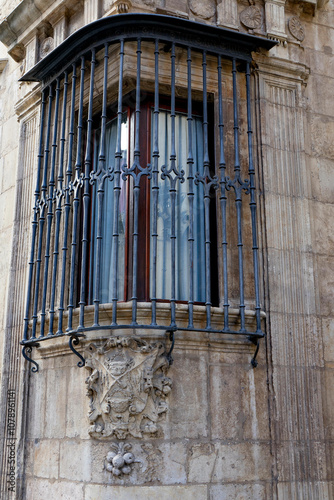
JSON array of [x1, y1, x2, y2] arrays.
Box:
[[249, 336, 260, 368], [69, 334, 86, 368], [22, 344, 40, 373], [166, 329, 176, 365]]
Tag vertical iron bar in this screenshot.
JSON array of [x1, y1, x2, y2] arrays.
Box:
[[111, 39, 125, 326], [58, 64, 77, 334], [93, 43, 109, 327], [40, 77, 61, 337], [246, 62, 262, 333], [67, 56, 85, 332], [49, 71, 69, 335], [232, 59, 246, 331], [79, 49, 96, 330], [151, 39, 159, 326], [32, 84, 53, 338], [131, 38, 142, 326], [23, 89, 47, 341], [170, 42, 176, 327], [202, 51, 212, 329], [187, 47, 194, 329], [218, 55, 229, 331]]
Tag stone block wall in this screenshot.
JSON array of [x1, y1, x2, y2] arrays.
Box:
[[23, 334, 272, 499]]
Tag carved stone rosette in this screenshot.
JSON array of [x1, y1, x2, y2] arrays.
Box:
[[85, 336, 172, 440], [240, 5, 262, 31], [189, 0, 216, 19], [288, 16, 305, 42]]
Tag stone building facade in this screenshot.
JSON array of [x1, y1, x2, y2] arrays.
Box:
[[0, 0, 333, 499]]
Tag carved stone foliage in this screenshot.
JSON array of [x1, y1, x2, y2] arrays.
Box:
[[288, 16, 305, 42], [85, 336, 172, 440], [189, 0, 216, 19]]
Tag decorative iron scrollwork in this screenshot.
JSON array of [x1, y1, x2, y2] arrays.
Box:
[[22, 345, 40, 373], [69, 335, 86, 368]]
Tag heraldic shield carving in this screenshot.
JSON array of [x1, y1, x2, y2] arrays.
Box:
[[85, 336, 172, 440]]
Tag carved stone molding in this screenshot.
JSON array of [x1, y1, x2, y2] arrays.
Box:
[[85, 336, 172, 440], [288, 16, 305, 41]]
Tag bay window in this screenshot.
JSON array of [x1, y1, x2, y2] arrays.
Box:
[[20, 14, 276, 371]]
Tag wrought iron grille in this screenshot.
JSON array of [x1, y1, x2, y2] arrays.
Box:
[[20, 14, 276, 371]]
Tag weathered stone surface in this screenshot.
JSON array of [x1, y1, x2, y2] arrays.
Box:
[[317, 255, 334, 316], [44, 368, 68, 439], [322, 318, 334, 364], [25, 478, 84, 500], [209, 483, 267, 500], [166, 350, 209, 439], [188, 443, 271, 483], [84, 484, 208, 499], [59, 440, 92, 482], [33, 439, 59, 479]]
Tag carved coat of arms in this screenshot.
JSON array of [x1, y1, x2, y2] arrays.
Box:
[[85, 337, 172, 440]]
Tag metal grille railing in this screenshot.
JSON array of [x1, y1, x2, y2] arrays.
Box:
[[20, 14, 276, 370]]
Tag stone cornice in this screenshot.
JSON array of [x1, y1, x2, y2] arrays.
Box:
[[0, 0, 81, 47], [0, 0, 327, 50], [252, 53, 310, 85]]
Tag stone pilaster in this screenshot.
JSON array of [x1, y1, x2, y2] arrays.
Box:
[[51, 9, 69, 47], [24, 35, 38, 72], [217, 0, 239, 30], [84, 0, 101, 25], [264, 0, 287, 41], [254, 55, 331, 498], [0, 90, 40, 499]]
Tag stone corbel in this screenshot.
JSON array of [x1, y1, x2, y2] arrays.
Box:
[[264, 0, 287, 42], [105, 0, 132, 16], [298, 0, 325, 15], [8, 43, 25, 63], [0, 59, 7, 73]]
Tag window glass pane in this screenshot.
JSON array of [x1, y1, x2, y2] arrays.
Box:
[[89, 115, 128, 304], [151, 110, 205, 302]]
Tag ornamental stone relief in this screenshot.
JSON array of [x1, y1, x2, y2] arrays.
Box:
[[288, 16, 305, 41], [105, 442, 137, 477], [189, 0, 216, 19], [85, 336, 172, 440], [40, 37, 54, 59], [240, 1, 262, 32]]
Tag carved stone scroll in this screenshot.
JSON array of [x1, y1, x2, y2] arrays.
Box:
[[85, 336, 172, 440]]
